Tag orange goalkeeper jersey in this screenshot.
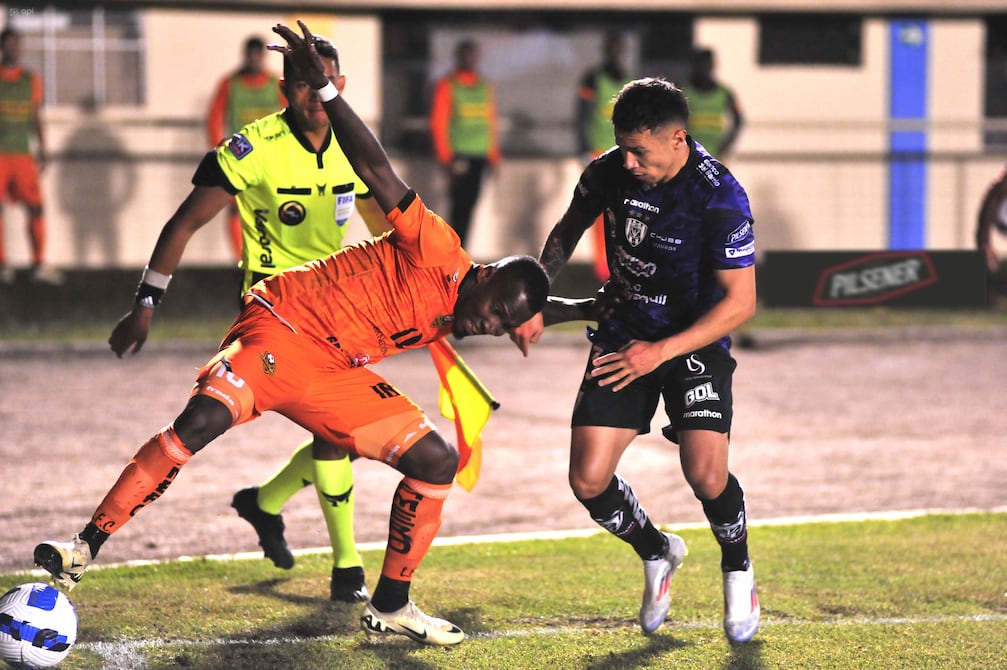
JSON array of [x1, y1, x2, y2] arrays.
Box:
[[246, 190, 471, 367]]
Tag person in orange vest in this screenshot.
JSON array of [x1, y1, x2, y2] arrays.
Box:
[[576, 31, 632, 283], [0, 26, 60, 284], [429, 39, 500, 248], [206, 36, 285, 261]]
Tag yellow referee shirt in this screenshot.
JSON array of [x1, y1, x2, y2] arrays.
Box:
[[214, 109, 372, 291]]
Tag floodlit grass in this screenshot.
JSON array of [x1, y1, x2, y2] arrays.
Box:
[[3, 513, 1005, 669]]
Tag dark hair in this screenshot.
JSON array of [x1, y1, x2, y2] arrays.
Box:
[[244, 36, 266, 52], [283, 36, 340, 82], [495, 255, 549, 313], [455, 39, 478, 61], [612, 77, 689, 134], [692, 47, 714, 65], [1, 27, 19, 47]]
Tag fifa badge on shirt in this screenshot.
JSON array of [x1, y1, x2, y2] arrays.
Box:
[[228, 132, 254, 159]]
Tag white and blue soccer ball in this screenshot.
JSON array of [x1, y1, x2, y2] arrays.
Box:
[[0, 583, 77, 669]]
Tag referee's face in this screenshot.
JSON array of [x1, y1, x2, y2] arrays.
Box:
[[283, 58, 343, 133]]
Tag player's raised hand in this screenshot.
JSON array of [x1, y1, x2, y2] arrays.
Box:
[[270, 21, 328, 89]]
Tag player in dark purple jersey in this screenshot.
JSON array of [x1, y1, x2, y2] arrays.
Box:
[[513, 77, 760, 643]]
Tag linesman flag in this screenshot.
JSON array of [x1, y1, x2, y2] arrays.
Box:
[[428, 339, 500, 492]]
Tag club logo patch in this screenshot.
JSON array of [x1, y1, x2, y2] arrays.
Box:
[[261, 351, 276, 376], [625, 218, 648, 247]]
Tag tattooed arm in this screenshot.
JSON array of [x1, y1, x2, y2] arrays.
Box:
[[510, 171, 601, 355]]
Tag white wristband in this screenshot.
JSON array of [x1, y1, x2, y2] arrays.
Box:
[[316, 80, 338, 102], [140, 265, 172, 289]]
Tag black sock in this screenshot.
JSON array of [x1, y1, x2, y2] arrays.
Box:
[[370, 575, 410, 613], [578, 474, 666, 560], [700, 473, 750, 572], [79, 523, 109, 559]]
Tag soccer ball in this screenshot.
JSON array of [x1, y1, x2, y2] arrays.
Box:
[[0, 583, 77, 669]]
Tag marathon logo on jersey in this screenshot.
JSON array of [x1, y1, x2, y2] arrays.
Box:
[[813, 251, 938, 306], [623, 198, 660, 214], [625, 218, 648, 247], [227, 132, 254, 159]]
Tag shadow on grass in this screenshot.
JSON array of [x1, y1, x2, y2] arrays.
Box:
[[725, 638, 765, 670], [582, 632, 689, 670]]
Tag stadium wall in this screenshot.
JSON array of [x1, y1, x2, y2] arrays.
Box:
[[1, 7, 1004, 270]]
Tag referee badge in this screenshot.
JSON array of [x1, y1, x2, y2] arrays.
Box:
[[227, 133, 253, 159]]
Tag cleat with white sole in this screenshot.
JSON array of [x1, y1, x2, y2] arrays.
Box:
[[33, 535, 91, 591], [723, 563, 760, 643], [639, 532, 688, 634], [361, 600, 464, 646]]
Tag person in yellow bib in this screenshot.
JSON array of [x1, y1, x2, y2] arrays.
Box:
[[680, 47, 744, 160], [110, 37, 389, 603], [207, 36, 286, 262], [429, 39, 500, 248], [0, 27, 60, 285], [576, 31, 632, 283]]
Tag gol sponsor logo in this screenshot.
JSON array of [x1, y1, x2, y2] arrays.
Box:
[[813, 251, 937, 306]]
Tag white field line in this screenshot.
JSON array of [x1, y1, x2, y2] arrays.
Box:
[[79, 613, 1007, 669], [24, 504, 1007, 578]]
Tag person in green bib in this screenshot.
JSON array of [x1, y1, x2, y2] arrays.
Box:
[[680, 47, 744, 160], [111, 37, 389, 603], [207, 36, 286, 261], [429, 39, 500, 248], [576, 31, 633, 282], [0, 27, 60, 284]]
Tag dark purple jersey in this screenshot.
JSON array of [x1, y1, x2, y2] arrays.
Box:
[[573, 138, 755, 351]]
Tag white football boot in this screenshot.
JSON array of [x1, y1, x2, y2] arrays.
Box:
[[639, 532, 688, 634], [723, 563, 761, 643], [361, 600, 465, 646], [34, 535, 92, 591]]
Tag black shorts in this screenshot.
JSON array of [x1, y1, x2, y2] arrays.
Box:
[[571, 343, 736, 443]]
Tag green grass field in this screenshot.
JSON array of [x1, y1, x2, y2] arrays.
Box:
[[3, 512, 1005, 669]]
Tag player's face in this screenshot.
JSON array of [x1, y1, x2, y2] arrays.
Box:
[[615, 124, 688, 187], [452, 277, 533, 340], [284, 58, 343, 133]]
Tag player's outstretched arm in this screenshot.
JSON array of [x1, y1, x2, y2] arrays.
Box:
[[272, 21, 408, 214], [108, 186, 232, 358]]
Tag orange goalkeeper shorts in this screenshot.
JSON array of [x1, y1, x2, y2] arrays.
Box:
[[192, 302, 434, 466]]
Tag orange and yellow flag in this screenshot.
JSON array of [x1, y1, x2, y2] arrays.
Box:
[[428, 339, 499, 492]]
